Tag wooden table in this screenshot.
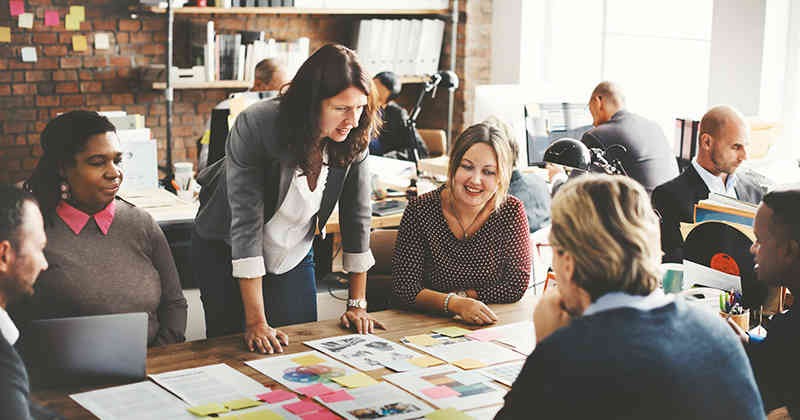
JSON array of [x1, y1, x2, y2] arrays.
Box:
[[32, 292, 537, 418]]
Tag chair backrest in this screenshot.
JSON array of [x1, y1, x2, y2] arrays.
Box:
[[418, 129, 446, 157], [207, 108, 231, 167], [370, 229, 399, 275]]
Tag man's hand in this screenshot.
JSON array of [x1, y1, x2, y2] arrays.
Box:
[[533, 287, 571, 343], [450, 296, 498, 325], [244, 321, 288, 354], [340, 308, 386, 334]]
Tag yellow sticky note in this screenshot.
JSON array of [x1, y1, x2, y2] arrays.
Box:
[[0, 27, 10, 43], [65, 14, 80, 30], [409, 355, 445, 368], [72, 35, 87, 52], [452, 358, 487, 370], [187, 402, 229, 416], [291, 354, 326, 367], [224, 398, 262, 410], [69, 5, 85, 22], [432, 326, 471, 338], [236, 409, 284, 420], [18, 13, 34, 29], [405, 334, 439, 347], [331, 372, 378, 388], [425, 407, 473, 420]]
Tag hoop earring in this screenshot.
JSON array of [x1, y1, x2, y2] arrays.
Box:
[[60, 181, 70, 200]]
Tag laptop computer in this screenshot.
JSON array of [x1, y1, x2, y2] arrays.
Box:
[[19, 312, 148, 387]]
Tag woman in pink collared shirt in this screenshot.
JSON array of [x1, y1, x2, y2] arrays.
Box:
[[16, 110, 187, 346]]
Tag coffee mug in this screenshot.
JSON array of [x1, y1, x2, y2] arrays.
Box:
[[661, 263, 684, 293]]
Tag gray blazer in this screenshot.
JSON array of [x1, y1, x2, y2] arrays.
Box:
[[195, 98, 373, 272]]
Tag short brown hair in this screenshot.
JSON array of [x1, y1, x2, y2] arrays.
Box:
[[277, 44, 380, 171], [550, 174, 661, 300], [447, 122, 514, 210]]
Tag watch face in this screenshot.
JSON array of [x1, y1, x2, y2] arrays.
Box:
[[349, 299, 367, 309]]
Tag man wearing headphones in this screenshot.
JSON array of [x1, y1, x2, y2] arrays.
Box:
[[369, 71, 428, 159]]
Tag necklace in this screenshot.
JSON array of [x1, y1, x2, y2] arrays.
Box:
[[447, 188, 485, 240]]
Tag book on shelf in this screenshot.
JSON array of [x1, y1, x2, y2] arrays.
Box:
[[191, 21, 308, 83], [674, 117, 700, 161], [355, 18, 444, 77]]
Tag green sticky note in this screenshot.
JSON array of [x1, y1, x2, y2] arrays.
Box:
[[187, 402, 229, 416], [224, 398, 262, 410], [69, 5, 85, 22], [236, 409, 285, 420], [425, 407, 473, 420], [432, 326, 471, 338], [291, 354, 326, 366], [330, 372, 378, 388], [65, 14, 80, 30]]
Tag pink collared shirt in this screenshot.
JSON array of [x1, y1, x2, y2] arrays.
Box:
[[56, 199, 116, 235]]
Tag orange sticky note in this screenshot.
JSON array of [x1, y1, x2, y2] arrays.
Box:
[[408, 356, 445, 368], [72, 35, 87, 52], [0, 27, 10, 43], [452, 358, 487, 370]]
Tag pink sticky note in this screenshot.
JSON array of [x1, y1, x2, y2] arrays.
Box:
[[283, 400, 321, 415], [297, 383, 335, 397], [44, 10, 59, 27], [257, 390, 296, 404], [466, 329, 504, 342], [319, 389, 355, 403], [10, 0, 24, 17], [421, 385, 460, 399], [301, 410, 339, 420]]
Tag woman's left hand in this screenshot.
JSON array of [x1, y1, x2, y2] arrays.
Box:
[[340, 308, 386, 334]]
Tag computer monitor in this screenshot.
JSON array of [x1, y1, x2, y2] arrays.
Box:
[[526, 102, 593, 166]]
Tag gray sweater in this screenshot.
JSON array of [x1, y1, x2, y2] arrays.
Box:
[[14, 199, 187, 346]]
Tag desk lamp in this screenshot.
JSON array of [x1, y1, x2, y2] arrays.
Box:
[[543, 138, 628, 175]]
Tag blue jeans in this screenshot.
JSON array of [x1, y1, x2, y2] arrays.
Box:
[[192, 228, 318, 338]]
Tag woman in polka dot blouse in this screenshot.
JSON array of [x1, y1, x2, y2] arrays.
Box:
[[391, 121, 532, 325]]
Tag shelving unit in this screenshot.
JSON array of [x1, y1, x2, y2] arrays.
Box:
[[138, 2, 458, 179], [151, 75, 427, 90]]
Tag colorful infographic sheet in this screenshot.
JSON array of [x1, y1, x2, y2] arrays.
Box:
[[304, 334, 423, 371], [245, 351, 359, 393], [383, 366, 506, 411], [315, 382, 434, 420]]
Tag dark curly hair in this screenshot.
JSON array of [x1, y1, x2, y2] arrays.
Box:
[[277, 44, 380, 172], [24, 110, 116, 219]]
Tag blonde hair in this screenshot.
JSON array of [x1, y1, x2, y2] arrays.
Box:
[[550, 174, 661, 300], [447, 122, 514, 210]]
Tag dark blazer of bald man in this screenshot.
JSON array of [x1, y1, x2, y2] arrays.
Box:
[[652, 165, 764, 263], [581, 109, 679, 194]]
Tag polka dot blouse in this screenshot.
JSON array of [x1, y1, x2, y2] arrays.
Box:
[[391, 186, 532, 306]]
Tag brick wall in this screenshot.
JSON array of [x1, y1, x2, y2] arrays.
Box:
[[0, 0, 485, 184]]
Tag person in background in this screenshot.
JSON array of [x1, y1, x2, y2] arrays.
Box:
[[197, 58, 290, 171], [369, 71, 428, 159], [652, 105, 766, 262], [582, 81, 679, 194], [729, 187, 800, 416], [193, 44, 384, 354], [496, 174, 764, 419], [392, 122, 531, 325], [0, 186, 58, 420], [484, 116, 551, 232], [17, 111, 187, 347]]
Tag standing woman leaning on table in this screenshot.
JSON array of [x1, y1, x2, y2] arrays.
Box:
[[193, 44, 384, 354], [391, 121, 532, 325]]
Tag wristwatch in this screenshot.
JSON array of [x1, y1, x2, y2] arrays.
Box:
[[347, 298, 368, 310], [456, 290, 468, 298]]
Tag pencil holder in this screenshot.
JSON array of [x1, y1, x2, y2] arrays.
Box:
[[720, 309, 749, 331]]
